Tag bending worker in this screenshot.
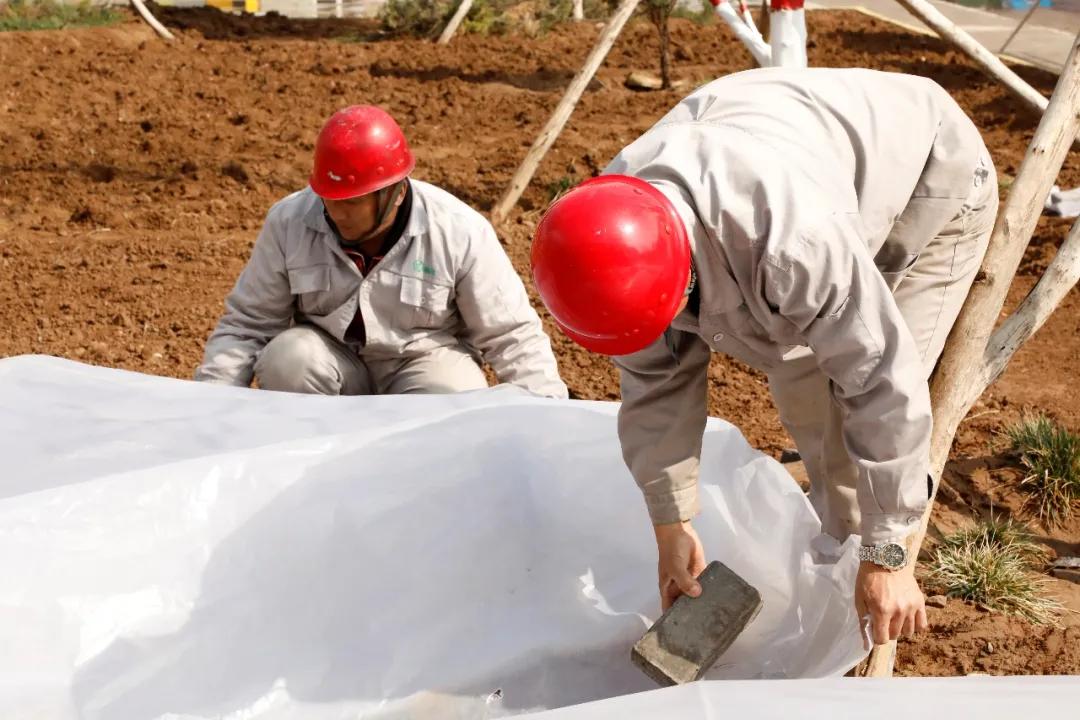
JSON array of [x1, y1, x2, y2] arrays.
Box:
[[531, 68, 996, 646], [197, 105, 566, 399]]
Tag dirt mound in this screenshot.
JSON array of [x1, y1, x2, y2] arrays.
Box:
[[1, 7, 1079, 675]]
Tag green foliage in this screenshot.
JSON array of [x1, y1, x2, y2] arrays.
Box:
[[536, 0, 618, 32], [380, 0, 517, 37], [669, 1, 714, 25], [1005, 414, 1080, 528], [926, 518, 1062, 626], [0, 0, 122, 32], [547, 174, 577, 202]]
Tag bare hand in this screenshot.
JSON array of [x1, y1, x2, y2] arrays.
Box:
[[653, 520, 707, 610], [854, 562, 928, 647]]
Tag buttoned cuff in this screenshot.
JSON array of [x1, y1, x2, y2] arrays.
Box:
[[860, 509, 925, 545], [643, 485, 700, 525]]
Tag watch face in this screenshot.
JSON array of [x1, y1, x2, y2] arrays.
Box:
[[880, 543, 907, 569]]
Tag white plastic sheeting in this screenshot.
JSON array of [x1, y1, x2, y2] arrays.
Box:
[[527, 676, 1080, 718], [0, 355, 871, 719]]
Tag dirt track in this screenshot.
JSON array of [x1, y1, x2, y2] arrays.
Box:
[[1, 7, 1078, 675]]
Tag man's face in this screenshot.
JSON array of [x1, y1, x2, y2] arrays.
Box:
[[323, 193, 380, 243]]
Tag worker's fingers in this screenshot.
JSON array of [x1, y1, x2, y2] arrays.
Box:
[[653, 521, 706, 611], [871, 607, 892, 646], [657, 562, 701, 610], [901, 610, 917, 639], [915, 605, 929, 634], [659, 586, 673, 612], [659, 577, 682, 611], [689, 539, 707, 578], [672, 564, 702, 600], [888, 606, 906, 641], [690, 555, 707, 580]]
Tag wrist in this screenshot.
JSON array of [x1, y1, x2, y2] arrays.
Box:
[[858, 536, 915, 571], [653, 519, 692, 539]]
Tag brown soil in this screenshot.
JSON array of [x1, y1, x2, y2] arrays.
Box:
[[1, 7, 1077, 676], [895, 585, 1080, 676]]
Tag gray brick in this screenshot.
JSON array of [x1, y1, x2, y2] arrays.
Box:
[[631, 561, 763, 686]]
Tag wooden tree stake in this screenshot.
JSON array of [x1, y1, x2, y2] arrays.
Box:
[[860, 31, 1080, 678], [490, 0, 641, 224], [896, 0, 1079, 147], [983, 216, 1080, 385], [438, 0, 475, 44]]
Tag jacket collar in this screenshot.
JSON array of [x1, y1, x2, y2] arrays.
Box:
[[301, 180, 429, 240], [651, 180, 744, 318]]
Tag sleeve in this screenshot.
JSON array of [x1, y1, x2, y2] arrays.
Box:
[[614, 328, 712, 524], [455, 221, 568, 399], [194, 212, 294, 387], [764, 212, 931, 544]]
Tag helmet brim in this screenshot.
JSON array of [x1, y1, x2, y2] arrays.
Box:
[[555, 319, 669, 357], [308, 156, 416, 201]]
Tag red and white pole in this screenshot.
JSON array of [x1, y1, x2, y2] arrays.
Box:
[[769, 0, 807, 67], [710, 0, 771, 67], [736, 0, 755, 28]]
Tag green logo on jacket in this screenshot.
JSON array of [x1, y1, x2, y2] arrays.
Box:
[[413, 260, 436, 276]]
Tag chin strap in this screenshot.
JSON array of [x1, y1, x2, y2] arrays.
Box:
[[684, 263, 697, 297], [352, 180, 407, 245]]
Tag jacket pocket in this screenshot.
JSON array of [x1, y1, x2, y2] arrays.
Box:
[[878, 252, 920, 293], [400, 276, 453, 328], [288, 264, 332, 315], [809, 295, 882, 391]]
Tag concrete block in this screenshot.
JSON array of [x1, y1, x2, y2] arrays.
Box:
[[1050, 556, 1080, 584], [631, 561, 763, 686]]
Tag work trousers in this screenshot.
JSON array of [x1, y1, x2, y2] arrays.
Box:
[[254, 324, 488, 396], [768, 151, 997, 541]]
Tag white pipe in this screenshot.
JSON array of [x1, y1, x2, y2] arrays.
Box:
[[130, 0, 175, 41]]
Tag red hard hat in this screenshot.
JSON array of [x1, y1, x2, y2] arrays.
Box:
[[531, 175, 691, 356], [309, 105, 416, 200]]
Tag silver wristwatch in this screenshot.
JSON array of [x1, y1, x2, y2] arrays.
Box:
[[858, 542, 909, 571]]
